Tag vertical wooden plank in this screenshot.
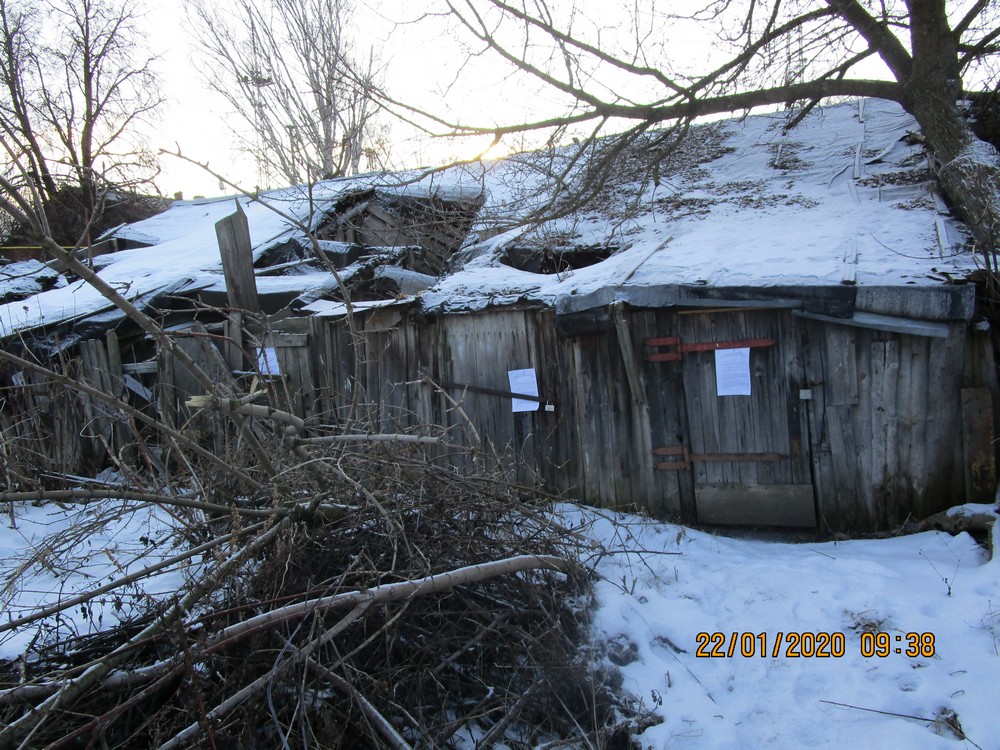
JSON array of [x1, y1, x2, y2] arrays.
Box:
[[640, 309, 694, 519], [328, 315, 352, 423], [800, 319, 833, 528], [309, 315, 336, 426], [273, 333, 314, 422], [157, 345, 177, 428], [78, 341, 103, 460], [517, 310, 544, 487], [105, 330, 125, 453], [215, 202, 261, 314], [611, 303, 655, 509], [921, 324, 967, 517], [223, 312, 245, 371], [533, 308, 569, 496], [570, 338, 597, 503], [870, 338, 900, 526], [580, 332, 617, 506], [961, 388, 996, 502], [894, 336, 926, 506], [414, 313, 438, 433], [825, 327, 859, 406], [781, 313, 811, 488], [851, 330, 876, 527], [678, 312, 714, 488]]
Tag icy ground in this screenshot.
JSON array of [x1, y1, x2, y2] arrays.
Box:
[[567, 505, 1000, 750]]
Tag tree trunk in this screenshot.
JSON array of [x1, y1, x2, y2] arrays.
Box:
[[900, 0, 1000, 256], [903, 87, 1000, 256]]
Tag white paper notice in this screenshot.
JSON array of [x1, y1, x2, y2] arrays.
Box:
[[715, 348, 751, 396], [257, 346, 281, 376], [508, 368, 539, 412]]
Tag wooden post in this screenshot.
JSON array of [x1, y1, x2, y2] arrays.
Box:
[[223, 311, 245, 371], [105, 330, 124, 452], [215, 202, 261, 314]]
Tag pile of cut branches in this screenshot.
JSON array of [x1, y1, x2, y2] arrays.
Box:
[[0, 432, 635, 749]]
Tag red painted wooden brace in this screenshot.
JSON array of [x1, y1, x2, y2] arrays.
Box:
[[645, 336, 776, 361]]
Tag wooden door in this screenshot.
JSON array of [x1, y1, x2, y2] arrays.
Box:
[[652, 309, 816, 527]]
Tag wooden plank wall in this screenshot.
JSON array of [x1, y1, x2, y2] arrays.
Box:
[[0, 364, 88, 477], [0, 300, 986, 532], [799, 319, 968, 530], [288, 304, 977, 532], [0, 335, 124, 478], [157, 323, 238, 454]]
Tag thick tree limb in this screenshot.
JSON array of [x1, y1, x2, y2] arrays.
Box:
[[216, 554, 574, 642]]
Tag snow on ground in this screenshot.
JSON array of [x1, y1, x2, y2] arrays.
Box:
[[565, 505, 1000, 750], [3, 495, 998, 750], [0, 493, 199, 660]]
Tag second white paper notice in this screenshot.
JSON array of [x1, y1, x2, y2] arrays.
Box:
[[715, 348, 751, 396]]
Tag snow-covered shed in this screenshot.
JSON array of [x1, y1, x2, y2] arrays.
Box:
[[290, 99, 997, 532], [0, 99, 994, 532]]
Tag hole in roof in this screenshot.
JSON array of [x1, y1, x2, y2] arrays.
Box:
[[501, 246, 615, 274]]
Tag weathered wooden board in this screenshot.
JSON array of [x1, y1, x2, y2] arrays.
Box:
[[962, 387, 996, 502], [696, 484, 816, 526], [824, 326, 859, 406], [636, 309, 694, 518], [157, 324, 235, 452], [273, 332, 316, 423], [611, 304, 655, 507], [215, 203, 261, 314], [870, 339, 900, 526]]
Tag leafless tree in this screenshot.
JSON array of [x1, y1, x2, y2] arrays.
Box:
[[0, 0, 161, 246], [404, 0, 1000, 257], [186, 0, 388, 187]]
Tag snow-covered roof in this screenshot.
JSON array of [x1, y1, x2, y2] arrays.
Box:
[[0, 98, 981, 339], [423, 98, 976, 316]]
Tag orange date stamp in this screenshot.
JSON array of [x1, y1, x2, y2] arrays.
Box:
[[695, 631, 936, 658]]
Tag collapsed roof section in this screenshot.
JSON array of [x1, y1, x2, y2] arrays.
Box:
[[0, 179, 486, 352], [313, 186, 485, 275]]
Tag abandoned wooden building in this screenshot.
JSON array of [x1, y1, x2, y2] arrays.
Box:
[[1, 98, 995, 532]]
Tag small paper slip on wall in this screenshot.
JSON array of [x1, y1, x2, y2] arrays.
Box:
[[257, 347, 281, 376], [508, 368, 539, 412]]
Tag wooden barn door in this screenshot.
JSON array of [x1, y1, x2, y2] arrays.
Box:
[[650, 309, 815, 527]]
